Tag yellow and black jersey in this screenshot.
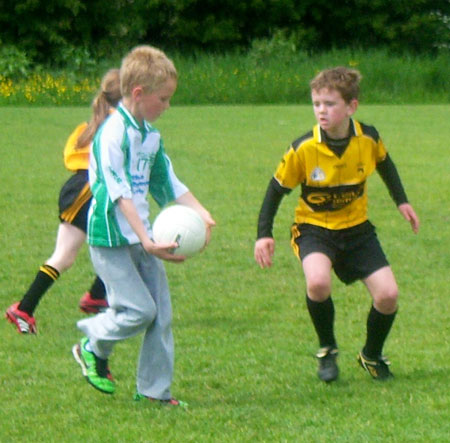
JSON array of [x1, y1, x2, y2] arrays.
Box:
[[63, 122, 89, 172], [274, 120, 387, 230], [257, 119, 408, 238]]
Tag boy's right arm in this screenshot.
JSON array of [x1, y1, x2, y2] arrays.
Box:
[[118, 198, 185, 262], [254, 178, 287, 268], [255, 237, 276, 268]]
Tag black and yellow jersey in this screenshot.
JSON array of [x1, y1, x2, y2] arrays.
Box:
[[63, 122, 89, 172], [273, 120, 388, 230]]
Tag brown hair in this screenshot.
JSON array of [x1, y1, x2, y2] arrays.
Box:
[[120, 45, 177, 97], [76, 68, 121, 149], [310, 67, 362, 103]]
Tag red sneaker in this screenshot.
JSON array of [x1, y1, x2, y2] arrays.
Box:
[[79, 292, 108, 314], [5, 302, 37, 334]]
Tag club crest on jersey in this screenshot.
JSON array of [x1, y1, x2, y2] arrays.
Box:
[[310, 167, 326, 181]]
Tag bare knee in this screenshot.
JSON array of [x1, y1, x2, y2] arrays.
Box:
[[365, 267, 398, 314], [302, 253, 332, 302], [306, 277, 331, 302], [373, 286, 398, 314]]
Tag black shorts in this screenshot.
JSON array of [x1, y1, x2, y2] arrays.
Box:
[[58, 170, 92, 233], [291, 221, 389, 284]]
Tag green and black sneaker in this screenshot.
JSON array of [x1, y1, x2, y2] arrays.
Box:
[[316, 347, 339, 382], [72, 337, 116, 394], [357, 351, 394, 380]]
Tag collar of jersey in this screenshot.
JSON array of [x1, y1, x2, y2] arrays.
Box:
[[117, 102, 153, 133], [315, 119, 360, 144]]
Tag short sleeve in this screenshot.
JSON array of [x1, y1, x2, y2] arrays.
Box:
[[274, 146, 305, 190]]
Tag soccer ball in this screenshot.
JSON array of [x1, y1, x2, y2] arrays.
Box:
[[152, 205, 206, 257]]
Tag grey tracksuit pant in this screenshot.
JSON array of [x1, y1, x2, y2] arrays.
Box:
[[77, 244, 174, 400]]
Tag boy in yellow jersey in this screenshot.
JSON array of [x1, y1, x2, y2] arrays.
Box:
[[5, 69, 120, 334], [254, 67, 419, 382]]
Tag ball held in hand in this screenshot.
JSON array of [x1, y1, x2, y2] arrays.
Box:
[[152, 205, 207, 257]]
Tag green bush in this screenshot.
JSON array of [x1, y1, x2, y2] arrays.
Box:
[[248, 31, 300, 67], [0, 45, 31, 78], [52, 46, 99, 77], [0, 0, 448, 66]]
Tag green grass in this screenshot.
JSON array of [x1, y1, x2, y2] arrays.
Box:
[[1, 49, 449, 105], [0, 105, 449, 442], [172, 49, 450, 104]]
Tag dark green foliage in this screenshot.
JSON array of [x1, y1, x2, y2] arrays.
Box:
[[139, 0, 304, 51], [0, 0, 144, 66], [1, 0, 85, 63], [285, 0, 450, 54], [0, 0, 448, 70], [0, 45, 31, 78]]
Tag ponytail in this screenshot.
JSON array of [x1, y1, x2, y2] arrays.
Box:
[[76, 69, 121, 149]]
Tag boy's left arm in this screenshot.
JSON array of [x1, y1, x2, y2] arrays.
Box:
[[397, 203, 420, 234], [376, 154, 420, 234]]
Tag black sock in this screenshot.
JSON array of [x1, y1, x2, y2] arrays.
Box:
[[89, 276, 106, 300], [363, 305, 397, 359], [18, 264, 60, 315], [306, 295, 337, 349]]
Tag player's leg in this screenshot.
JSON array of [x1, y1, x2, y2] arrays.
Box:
[[58, 172, 108, 312], [58, 171, 107, 310], [364, 265, 398, 314], [5, 222, 86, 334], [78, 245, 157, 348], [362, 265, 398, 356], [79, 276, 108, 313], [87, 276, 106, 300], [292, 224, 339, 381], [358, 266, 398, 379], [302, 252, 339, 382], [303, 252, 336, 346], [135, 251, 175, 401], [133, 250, 187, 407], [53, 204, 108, 313], [20, 221, 85, 312], [303, 252, 333, 302], [46, 221, 86, 272], [75, 245, 157, 394]]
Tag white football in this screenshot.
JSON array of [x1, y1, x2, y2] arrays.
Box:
[[152, 205, 206, 257]]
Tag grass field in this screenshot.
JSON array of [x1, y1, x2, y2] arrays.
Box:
[[0, 105, 449, 442]]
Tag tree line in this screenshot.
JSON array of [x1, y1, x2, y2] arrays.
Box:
[[1, 0, 448, 70]]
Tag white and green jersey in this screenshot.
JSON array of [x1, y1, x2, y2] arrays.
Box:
[[87, 103, 188, 247]]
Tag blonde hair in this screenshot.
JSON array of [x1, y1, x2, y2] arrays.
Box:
[[76, 68, 121, 149], [120, 45, 177, 97], [310, 67, 362, 103]]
